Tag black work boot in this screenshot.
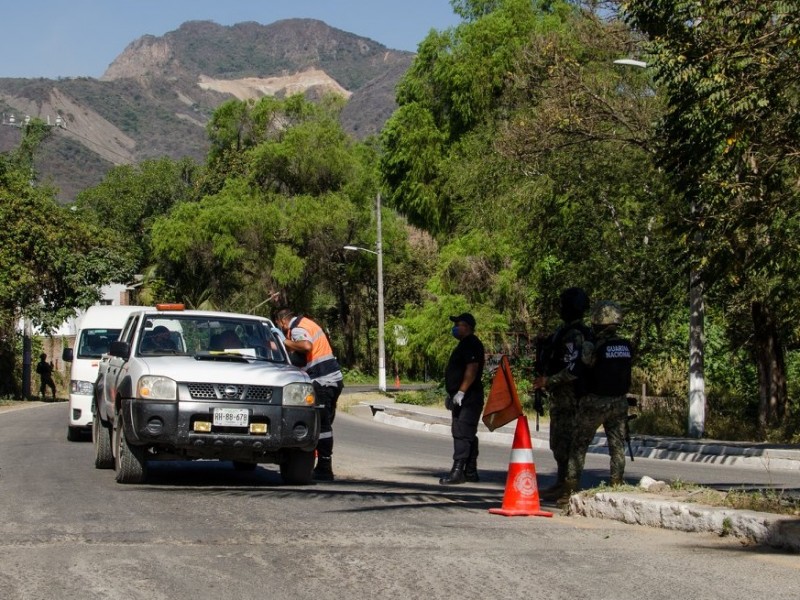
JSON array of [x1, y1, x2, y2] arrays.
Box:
[[539, 481, 565, 501], [313, 456, 334, 481], [541, 461, 567, 500], [439, 460, 467, 485], [464, 440, 479, 482], [556, 479, 579, 507]]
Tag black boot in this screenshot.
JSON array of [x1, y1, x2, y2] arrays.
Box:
[[465, 439, 479, 482], [313, 456, 334, 481], [439, 459, 467, 485]]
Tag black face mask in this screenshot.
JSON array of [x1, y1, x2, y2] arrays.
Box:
[[560, 307, 582, 323]]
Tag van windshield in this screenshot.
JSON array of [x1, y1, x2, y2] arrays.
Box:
[[77, 329, 122, 359]]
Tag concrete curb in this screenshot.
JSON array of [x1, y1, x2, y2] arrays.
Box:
[[361, 401, 800, 472], [570, 492, 800, 552], [587, 438, 800, 471]]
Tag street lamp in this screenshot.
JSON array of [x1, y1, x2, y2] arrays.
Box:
[[614, 57, 706, 437], [344, 193, 386, 392]]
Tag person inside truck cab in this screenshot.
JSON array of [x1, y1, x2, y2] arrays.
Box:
[[142, 325, 177, 352], [210, 330, 242, 351]]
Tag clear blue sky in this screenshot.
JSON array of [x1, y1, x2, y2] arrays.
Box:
[[2, 0, 462, 79]]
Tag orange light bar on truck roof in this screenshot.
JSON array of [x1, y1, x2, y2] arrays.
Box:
[[156, 303, 185, 311]]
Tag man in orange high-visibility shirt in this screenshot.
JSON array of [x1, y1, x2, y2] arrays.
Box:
[[276, 308, 344, 481]]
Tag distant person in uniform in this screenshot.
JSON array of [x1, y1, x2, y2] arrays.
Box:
[[36, 353, 57, 400], [565, 301, 633, 499], [440, 312, 485, 485], [532, 287, 593, 502]]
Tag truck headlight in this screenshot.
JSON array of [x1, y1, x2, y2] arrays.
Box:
[[70, 380, 94, 395], [283, 383, 315, 406], [137, 376, 177, 401]]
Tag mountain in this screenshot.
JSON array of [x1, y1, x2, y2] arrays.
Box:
[[0, 19, 414, 202]]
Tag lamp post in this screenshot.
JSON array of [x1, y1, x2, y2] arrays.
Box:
[[614, 58, 706, 437], [344, 193, 386, 392]]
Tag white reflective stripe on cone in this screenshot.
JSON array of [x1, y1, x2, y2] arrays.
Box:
[[510, 448, 534, 463]]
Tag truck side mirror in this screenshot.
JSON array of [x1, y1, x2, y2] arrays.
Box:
[[109, 340, 130, 359], [62, 347, 73, 362]]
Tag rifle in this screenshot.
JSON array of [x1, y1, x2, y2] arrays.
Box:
[[531, 335, 549, 432], [625, 396, 638, 461]]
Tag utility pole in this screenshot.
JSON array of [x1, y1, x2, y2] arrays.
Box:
[[343, 193, 387, 392], [376, 193, 386, 392]]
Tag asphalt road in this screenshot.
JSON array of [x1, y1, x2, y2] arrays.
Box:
[[1, 403, 799, 600]]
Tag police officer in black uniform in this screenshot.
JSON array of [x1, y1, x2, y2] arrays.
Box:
[[440, 313, 485, 485]]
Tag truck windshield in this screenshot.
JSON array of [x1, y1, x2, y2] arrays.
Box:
[[77, 329, 122, 359], [137, 315, 287, 362]]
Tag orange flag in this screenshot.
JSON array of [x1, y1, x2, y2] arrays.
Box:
[[482, 355, 524, 431]]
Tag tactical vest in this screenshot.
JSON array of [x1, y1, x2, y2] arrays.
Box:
[[544, 322, 593, 376], [289, 316, 341, 380], [588, 336, 633, 396]]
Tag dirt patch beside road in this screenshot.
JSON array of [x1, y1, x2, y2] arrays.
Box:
[[0, 400, 53, 413]]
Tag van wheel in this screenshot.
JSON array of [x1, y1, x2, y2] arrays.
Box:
[[280, 449, 315, 484], [67, 426, 83, 442], [93, 410, 114, 469], [114, 412, 147, 484]]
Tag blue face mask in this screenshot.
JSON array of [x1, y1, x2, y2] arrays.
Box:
[[451, 326, 460, 339]]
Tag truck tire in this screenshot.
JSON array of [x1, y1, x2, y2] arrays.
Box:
[[67, 426, 83, 442], [279, 449, 315, 485], [114, 412, 147, 484], [93, 410, 114, 469]]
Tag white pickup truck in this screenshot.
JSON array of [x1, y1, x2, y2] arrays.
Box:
[[93, 304, 320, 484]]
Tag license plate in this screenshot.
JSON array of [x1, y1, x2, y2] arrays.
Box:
[[213, 408, 249, 427]]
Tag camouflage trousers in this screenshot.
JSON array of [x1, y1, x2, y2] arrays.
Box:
[[567, 394, 629, 483], [548, 391, 578, 483]]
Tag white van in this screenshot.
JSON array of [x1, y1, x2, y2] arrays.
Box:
[[62, 305, 148, 441]]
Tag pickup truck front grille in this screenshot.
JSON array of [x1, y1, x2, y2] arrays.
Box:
[[186, 383, 274, 402]]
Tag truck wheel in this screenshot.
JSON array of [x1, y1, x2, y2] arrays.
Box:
[[93, 410, 114, 469], [67, 426, 83, 442], [114, 412, 148, 484], [279, 449, 315, 485]]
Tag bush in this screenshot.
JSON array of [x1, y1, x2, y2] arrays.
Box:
[[393, 387, 444, 406]]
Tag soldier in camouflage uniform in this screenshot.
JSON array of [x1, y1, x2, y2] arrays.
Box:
[[533, 287, 592, 501], [563, 301, 633, 503]]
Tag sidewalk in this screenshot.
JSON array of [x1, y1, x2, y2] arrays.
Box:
[[346, 394, 800, 552]]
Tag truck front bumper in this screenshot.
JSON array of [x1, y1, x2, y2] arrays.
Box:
[[122, 398, 320, 459]]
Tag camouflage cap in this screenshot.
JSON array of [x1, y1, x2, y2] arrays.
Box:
[[591, 301, 623, 326]]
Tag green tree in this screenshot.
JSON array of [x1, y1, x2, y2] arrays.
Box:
[[381, 2, 687, 388], [0, 125, 134, 396], [623, 0, 800, 434], [75, 157, 199, 271], [151, 95, 434, 376], [381, 0, 557, 234]]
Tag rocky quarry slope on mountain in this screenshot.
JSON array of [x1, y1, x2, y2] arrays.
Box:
[[0, 19, 414, 201]]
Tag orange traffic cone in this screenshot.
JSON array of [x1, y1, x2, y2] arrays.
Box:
[[489, 415, 553, 517], [395, 374, 401, 389]]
